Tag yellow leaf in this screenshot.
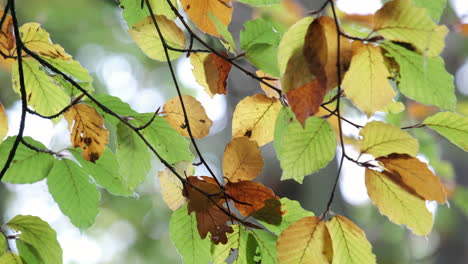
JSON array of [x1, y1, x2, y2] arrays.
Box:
[[158, 161, 193, 210], [0, 10, 14, 71], [232, 94, 282, 146], [163, 95, 213, 138], [378, 154, 447, 203], [222, 137, 264, 182], [64, 104, 109, 162], [129, 15, 185, 61], [374, 0, 448, 57], [0, 103, 8, 141], [190, 52, 232, 97], [359, 121, 418, 158], [326, 215, 376, 264], [20, 23, 72, 60], [180, 0, 232, 37], [256, 70, 281, 99], [277, 216, 333, 264], [342, 42, 395, 117], [365, 169, 433, 236]]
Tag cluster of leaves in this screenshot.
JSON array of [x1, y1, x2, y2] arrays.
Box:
[[0, 0, 467, 263]]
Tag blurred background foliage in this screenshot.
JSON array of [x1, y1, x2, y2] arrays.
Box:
[[0, 0, 468, 263]]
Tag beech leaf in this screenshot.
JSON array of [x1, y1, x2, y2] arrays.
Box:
[[286, 79, 327, 126], [180, 0, 232, 37], [190, 52, 232, 97], [158, 161, 194, 210], [0, 104, 8, 140], [222, 137, 264, 182], [423, 112, 468, 151], [20, 23, 71, 60]]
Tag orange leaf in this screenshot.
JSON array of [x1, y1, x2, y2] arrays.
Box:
[[222, 137, 264, 182], [256, 70, 281, 99], [180, 0, 232, 37], [454, 23, 468, 37], [64, 104, 109, 162], [378, 154, 447, 204], [303, 16, 352, 90], [341, 14, 375, 28], [286, 79, 326, 126], [0, 10, 14, 71], [191, 52, 232, 97], [0, 103, 8, 141], [184, 176, 223, 213], [225, 181, 279, 218]]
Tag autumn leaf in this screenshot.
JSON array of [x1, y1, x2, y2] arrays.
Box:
[[64, 104, 109, 162], [209, 12, 236, 53], [326, 215, 376, 264], [212, 225, 249, 264], [359, 121, 418, 158], [195, 203, 234, 244], [20, 23, 71, 60], [232, 94, 282, 146], [163, 95, 213, 138], [378, 154, 446, 203], [158, 162, 194, 210], [184, 176, 223, 213], [277, 216, 333, 264], [374, 0, 448, 57], [0, 103, 7, 141], [190, 52, 232, 97], [129, 15, 185, 61], [342, 42, 395, 116], [286, 79, 327, 126], [303, 16, 352, 90], [222, 137, 264, 182], [180, 0, 232, 37], [423, 112, 468, 151], [256, 70, 281, 99], [365, 169, 433, 236], [0, 10, 14, 71]]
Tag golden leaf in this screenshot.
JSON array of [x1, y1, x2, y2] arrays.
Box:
[[0, 103, 8, 141], [190, 52, 232, 97], [222, 137, 264, 182], [158, 162, 194, 210], [180, 0, 232, 37], [256, 70, 281, 99], [20, 23, 72, 60]]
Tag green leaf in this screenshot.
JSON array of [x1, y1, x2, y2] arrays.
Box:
[[279, 116, 336, 183], [0, 233, 5, 256], [16, 240, 43, 264], [7, 215, 62, 264], [0, 137, 54, 184], [453, 186, 468, 218], [238, 0, 280, 6], [12, 59, 70, 117], [0, 252, 23, 264], [71, 148, 133, 196], [209, 12, 236, 53], [359, 121, 419, 158], [249, 229, 277, 264], [245, 43, 280, 77], [47, 159, 100, 229], [413, 0, 447, 22], [423, 112, 468, 151], [383, 42, 456, 110], [132, 114, 192, 164], [117, 122, 152, 191], [274, 107, 295, 160], [240, 19, 280, 51], [170, 205, 211, 264], [119, 0, 176, 26], [259, 198, 314, 235], [87, 94, 139, 127], [212, 225, 250, 264]]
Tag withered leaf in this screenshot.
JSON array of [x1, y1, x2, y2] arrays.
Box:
[[225, 181, 279, 218], [286, 79, 327, 126], [191, 52, 232, 97], [184, 176, 223, 213], [195, 204, 234, 245]]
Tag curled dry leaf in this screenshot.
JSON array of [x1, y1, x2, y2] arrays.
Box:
[[378, 154, 447, 203], [180, 0, 232, 37], [232, 94, 282, 146], [64, 104, 109, 162], [163, 95, 213, 138], [0, 103, 8, 141], [190, 52, 232, 97], [222, 137, 264, 182]]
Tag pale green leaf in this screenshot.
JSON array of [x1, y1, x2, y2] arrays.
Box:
[[413, 0, 447, 22], [16, 240, 43, 264], [0, 137, 54, 184], [274, 107, 295, 160], [383, 42, 455, 110], [326, 215, 376, 264], [170, 205, 211, 264], [423, 112, 468, 151], [453, 186, 468, 218], [245, 43, 280, 77], [240, 19, 280, 51], [7, 215, 62, 264], [0, 233, 5, 256], [119, 0, 176, 26], [87, 94, 139, 126], [47, 159, 100, 229], [249, 229, 277, 264], [238, 0, 280, 6], [0, 252, 23, 264], [12, 59, 69, 117], [279, 117, 336, 183], [209, 12, 236, 53], [359, 121, 418, 158], [213, 225, 250, 264]]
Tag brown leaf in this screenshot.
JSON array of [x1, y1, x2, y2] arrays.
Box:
[[204, 53, 231, 95], [225, 181, 279, 218], [252, 198, 282, 225], [195, 204, 234, 244], [222, 137, 264, 182], [378, 154, 447, 203], [303, 16, 352, 90], [184, 176, 223, 213], [282, 48, 315, 93], [64, 104, 109, 162], [341, 14, 375, 28], [286, 79, 327, 126]]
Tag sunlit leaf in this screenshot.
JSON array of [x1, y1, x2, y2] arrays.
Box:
[[342, 42, 395, 116], [383, 42, 455, 110], [240, 19, 280, 51], [286, 79, 326, 126], [163, 95, 213, 138], [378, 154, 446, 203], [16, 239, 43, 264], [365, 169, 433, 236], [184, 176, 222, 213], [0, 104, 7, 141], [64, 104, 109, 162], [277, 216, 333, 264], [170, 205, 212, 264], [7, 215, 62, 264], [374, 0, 448, 57], [180, 0, 232, 37], [190, 52, 232, 97], [158, 161, 194, 210], [250, 229, 278, 264], [120, 0, 177, 27], [359, 121, 418, 158], [212, 225, 250, 264], [129, 15, 185, 61], [279, 116, 336, 183], [232, 94, 282, 146], [423, 112, 468, 151], [0, 252, 23, 264], [225, 181, 278, 218], [274, 107, 295, 160], [246, 43, 280, 77], [413, 0, 447, 22], [88, 94, 139, 126], [20, 23, 71, 60], [222, 137, 264, 182], [209, 12, 236, 53], [256, 70, 281, 99], [47, 159, 100, 229], [195, 204, 234, 245], [0, 233, 5, 256]]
